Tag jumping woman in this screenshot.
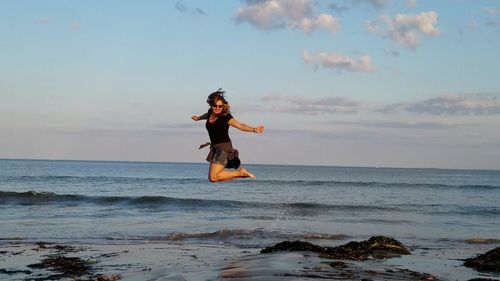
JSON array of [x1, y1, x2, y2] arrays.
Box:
[[191, 89, 264, 182]]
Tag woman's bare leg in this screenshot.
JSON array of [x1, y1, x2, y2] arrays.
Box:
[[208, 163, 256, 182]]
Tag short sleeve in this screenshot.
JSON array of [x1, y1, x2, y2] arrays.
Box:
[[225, 113, 233, 123]]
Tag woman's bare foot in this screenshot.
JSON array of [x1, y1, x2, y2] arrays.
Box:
[[240, 167, 256, 180]]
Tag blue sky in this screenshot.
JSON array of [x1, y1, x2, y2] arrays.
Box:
[[1, 0, 500, 169]]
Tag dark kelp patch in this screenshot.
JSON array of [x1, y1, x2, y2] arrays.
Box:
[[464, 247, 500, 272], [24, 242, 122, 281], [28, 255, 94, 278], [261, 235, 410, 261], [33, 241, 84, 253]]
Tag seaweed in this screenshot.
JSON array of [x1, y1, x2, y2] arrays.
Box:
[[28, 255, 94, 278], [261, 235, 411, 261], [464, 247, 500, 272]]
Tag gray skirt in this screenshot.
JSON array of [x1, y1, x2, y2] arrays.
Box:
[[206, 141, 240, 169]]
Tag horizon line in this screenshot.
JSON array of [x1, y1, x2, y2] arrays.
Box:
[[1, 158, 498, 172]]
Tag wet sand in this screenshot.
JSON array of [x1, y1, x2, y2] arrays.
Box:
[[1, 241, 242, 281], [1, 239, 499, 281]]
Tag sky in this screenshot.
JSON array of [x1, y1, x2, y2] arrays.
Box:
[[1, 0, 500, 170]]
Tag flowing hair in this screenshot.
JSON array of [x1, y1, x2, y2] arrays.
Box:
[[207, 88, 230, 115]]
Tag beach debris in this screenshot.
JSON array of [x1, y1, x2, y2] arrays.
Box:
[[464, 247, 500, 272], [33, 241, 82, 252], [26, 254, 123, 281], [24, 242, 124, 281], [383, 268, 439, 281], [34, 241, 49, 250], [465, 238, 500, 245], [329, 261, 348, 269], [53, 244, 82, 253], [28, 255, 94, 278], [261, 235, 411, 261]]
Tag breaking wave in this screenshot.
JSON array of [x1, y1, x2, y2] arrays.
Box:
[[161, 228, 349, 242], [0, 191, 396, 213]]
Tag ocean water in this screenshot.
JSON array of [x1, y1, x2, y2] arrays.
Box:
[[1, 159, 499, 252]]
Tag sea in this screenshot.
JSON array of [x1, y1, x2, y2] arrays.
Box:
[[1, 159, 499, 279]]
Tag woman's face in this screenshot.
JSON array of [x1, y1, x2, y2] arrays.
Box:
[[212, 100, 224, 115]]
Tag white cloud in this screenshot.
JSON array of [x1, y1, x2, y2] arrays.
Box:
[[484, 7, 500, 15], [334, 120, 463, 129], [384, 94, 500, 115], [46, 123, 203, 138], [290, 13, 340, 34], [264, 93, 500, 116], [366, 11, 440, 49], [302, 50, 375, 73], [235, 0, 340, 34], [262, 94, 368, 114], [354, 0, 391, 8], [367, 0, 390, 8], [406, 0, 417, 8]]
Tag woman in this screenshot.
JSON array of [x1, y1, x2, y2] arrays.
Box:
[[192, 89, 264, 182]]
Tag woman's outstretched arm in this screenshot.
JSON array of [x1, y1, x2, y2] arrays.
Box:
[[191, 113, 209, 121], [228, 118, 264, 133]]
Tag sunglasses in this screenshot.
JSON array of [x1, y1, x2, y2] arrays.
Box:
[[212, 105, 224, 109]]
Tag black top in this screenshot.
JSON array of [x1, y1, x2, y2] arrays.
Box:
[[205, 109, 234, 145]]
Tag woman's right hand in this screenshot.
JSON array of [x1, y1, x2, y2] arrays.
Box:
[[254, 126, 265, 134], [191, 116, 200, 121]]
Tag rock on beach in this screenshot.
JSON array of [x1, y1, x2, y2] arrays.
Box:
[[261, 235, 411, 260]]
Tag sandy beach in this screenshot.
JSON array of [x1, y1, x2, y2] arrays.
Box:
[[1, 237, 499, 281]]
